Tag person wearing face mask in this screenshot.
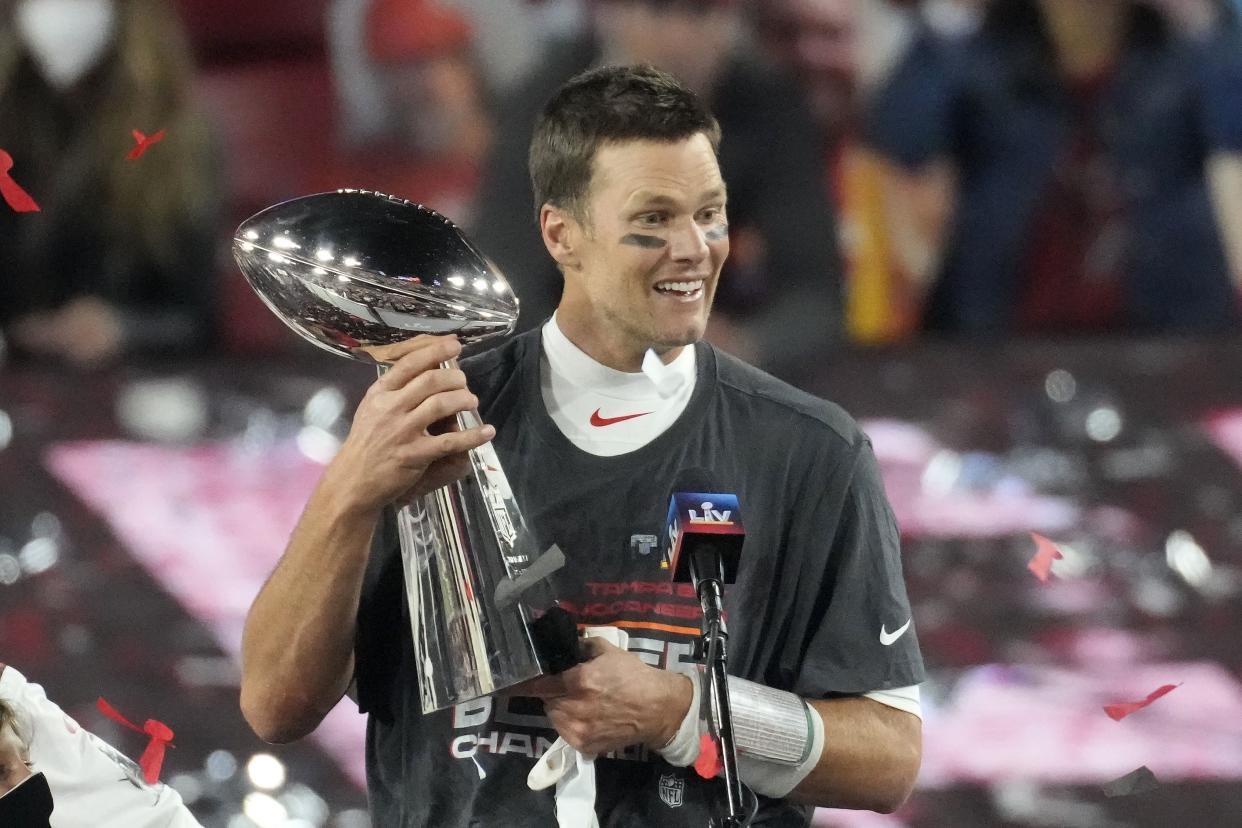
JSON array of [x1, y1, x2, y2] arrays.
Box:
[[0, 0, 220, 368], [0, 663, 202, 827]]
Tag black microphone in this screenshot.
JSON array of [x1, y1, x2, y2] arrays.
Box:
[[664, 469, 752, 826], [664, 468, 745, 586]]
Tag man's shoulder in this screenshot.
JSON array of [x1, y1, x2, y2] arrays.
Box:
[[710, 346, 865, 452]]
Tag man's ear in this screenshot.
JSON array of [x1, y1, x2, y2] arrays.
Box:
[[540, 204, 582, 271]]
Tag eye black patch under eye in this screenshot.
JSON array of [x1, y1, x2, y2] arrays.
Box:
[[704, 224, 729, 242], [620, 234, 668, 249]]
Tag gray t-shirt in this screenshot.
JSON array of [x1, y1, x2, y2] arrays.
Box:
[[355, 329, 923, 827]]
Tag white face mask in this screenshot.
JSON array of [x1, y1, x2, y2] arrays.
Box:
[[15, 0, 118, 91]]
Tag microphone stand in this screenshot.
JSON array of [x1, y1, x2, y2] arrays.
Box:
[[690, 550, 750, 828]]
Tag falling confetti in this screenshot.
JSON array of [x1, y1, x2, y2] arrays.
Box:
[[1104, 683, 1181, 721], [96, 697, 176, 783], [1102, 765, 1160, 797], [126, 128, 167, 160], [0, 148, 40, 212], [1027, 532, 1064, 583]]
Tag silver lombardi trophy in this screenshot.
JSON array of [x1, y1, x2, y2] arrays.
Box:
[[233, 189, 570, 713]]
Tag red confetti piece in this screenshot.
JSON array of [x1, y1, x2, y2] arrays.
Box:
[[1027, 532, 1064, 583], [96, 697, 175, 784], [1104, 683, 1181, 721], [126, 128, 167, 160], [0, 148, 40, 212], [694, 732, 722, 779]]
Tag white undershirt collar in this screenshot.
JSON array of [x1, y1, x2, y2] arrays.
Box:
[[539, 314, 697, 457], [541, 314, 695, 399]]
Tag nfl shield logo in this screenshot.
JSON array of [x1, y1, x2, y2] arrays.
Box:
[[630, 533, 659, 557], [658, 772, 684, 808]]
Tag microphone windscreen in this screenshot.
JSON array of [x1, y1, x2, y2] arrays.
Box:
[[665, 468, 744, 584]]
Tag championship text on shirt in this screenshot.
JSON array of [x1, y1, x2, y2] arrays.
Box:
[[448, 613, 701, 763]]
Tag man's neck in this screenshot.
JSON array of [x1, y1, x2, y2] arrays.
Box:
[[552, 310, 684, 373]]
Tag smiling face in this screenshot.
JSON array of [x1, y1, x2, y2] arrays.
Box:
[[546, 133, 730, 370]]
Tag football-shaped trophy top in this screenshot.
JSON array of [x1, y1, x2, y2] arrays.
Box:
[[233, 190, 519, 360]]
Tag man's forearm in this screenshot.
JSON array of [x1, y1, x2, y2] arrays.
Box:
[[792, 696, 922, 813], [240, 470, 378, 743]]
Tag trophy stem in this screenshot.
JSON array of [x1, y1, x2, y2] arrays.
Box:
[[377, 359, 545, 712], [234, 191, 533, 715]]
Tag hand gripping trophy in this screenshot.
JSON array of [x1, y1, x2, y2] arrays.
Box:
[[233, 190, 574, 713]]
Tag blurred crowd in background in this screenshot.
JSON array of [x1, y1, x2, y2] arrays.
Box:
[[4, 3, 1242, 827], [1, 0, 1239, 381]]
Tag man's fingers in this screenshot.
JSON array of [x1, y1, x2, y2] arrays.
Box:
[[409, 388, 478, 432], [389, 427, 494, 502], [508, 674, 567, 699], [427, 413, 464, 436], [406, 453, 473, 497], [543, 704, 599, 754], [370, 336, 461, 390], [354, 335, 433, 364], [398, 423, 494, 474], [578, 637, 621, 660], [356, 334, 448, 364], [430, 424, 496, 458], [392, 366, 469, 411]]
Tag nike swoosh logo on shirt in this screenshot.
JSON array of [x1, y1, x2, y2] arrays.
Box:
[[879, 619, 911, 646], [589, 408, 652, 427]]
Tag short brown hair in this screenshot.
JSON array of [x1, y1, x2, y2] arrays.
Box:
[[529, 64, 722, 224]]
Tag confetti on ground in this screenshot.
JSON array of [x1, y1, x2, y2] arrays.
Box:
[[1101, 765, 1160, 797], [1104, 683, 1181, 721], [1027, 532, 1064, 582], [127, 128, 167, 160], [0, 148, 40, 212]]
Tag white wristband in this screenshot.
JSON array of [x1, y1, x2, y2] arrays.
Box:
[[657, 670, 826, 798], [656, 665, 703, 767], [736, 701, 825, 798], [727, 676, 813, 765]]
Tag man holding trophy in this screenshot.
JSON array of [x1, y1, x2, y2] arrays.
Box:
[[239, 66, 923, 826]]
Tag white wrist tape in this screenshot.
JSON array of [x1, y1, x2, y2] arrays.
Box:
[[727, 676, 814, 765], [734, 690, 824, 798], [656, 671, 825, 798], [656, 666, 703, 767]]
